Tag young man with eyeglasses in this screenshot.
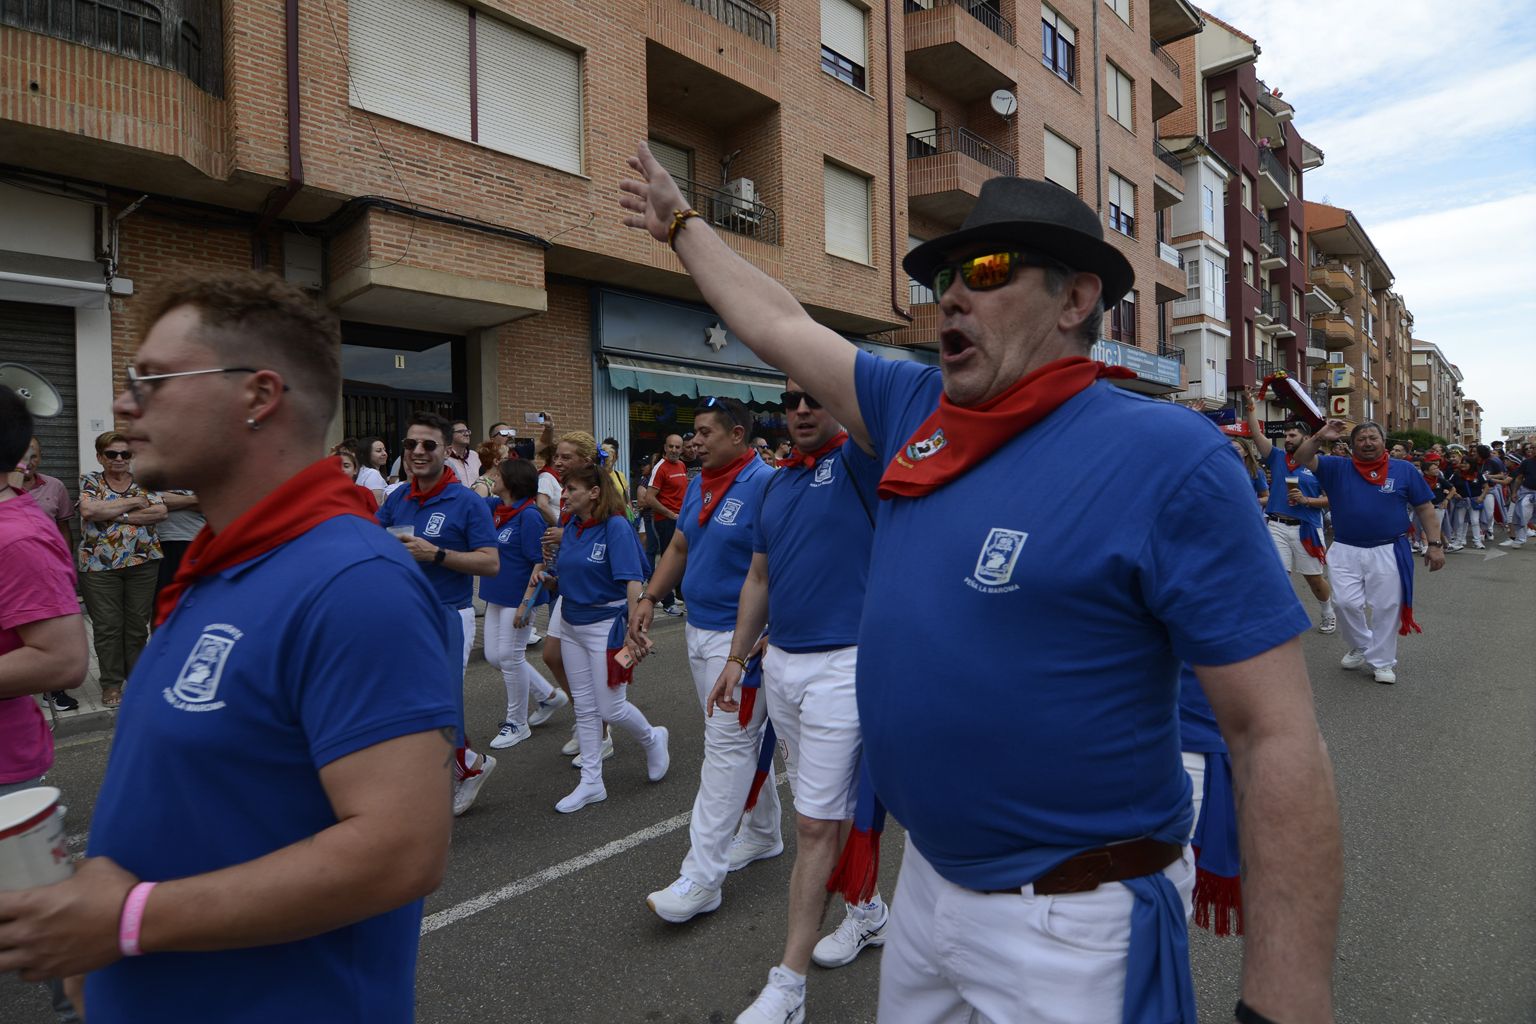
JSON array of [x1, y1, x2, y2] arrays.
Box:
[[0, 272, 462, 1023], [642, 433, 688, 615], [631, 396, 782, 925], [622, 151, 1341, 1024], [378, 412, 501, 815]]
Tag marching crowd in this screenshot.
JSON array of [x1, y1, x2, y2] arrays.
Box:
[[0, 145, 1527, 1024]]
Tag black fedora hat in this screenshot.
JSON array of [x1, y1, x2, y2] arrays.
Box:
[[904, 178, 1134, 308]]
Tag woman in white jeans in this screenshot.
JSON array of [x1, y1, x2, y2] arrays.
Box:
[[479, 458, 566, 750], [542, 464, 670, 813]]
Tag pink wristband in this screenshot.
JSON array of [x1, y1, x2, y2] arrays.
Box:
[[118, 881, 157, 957]]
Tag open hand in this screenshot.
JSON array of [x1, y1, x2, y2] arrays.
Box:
[[618, 142, 689, 244], [708, 660, 744, 718]]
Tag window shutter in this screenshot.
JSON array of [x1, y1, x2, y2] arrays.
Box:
[[1111, 173, 1134, 217], [824, 162, 871, 264], [649, 139, 691, 186], [821, 0, 867, 65], [476, 17, 583, 174], [1044, 130, 1078, 193], [348, 0, 471, 141], [905, 97, 936, 137]]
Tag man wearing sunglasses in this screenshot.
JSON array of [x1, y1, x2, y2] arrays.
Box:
[[622, 148, 1340, 1024], [0, 271, 462, 1023], [378, 413, 501, 816]]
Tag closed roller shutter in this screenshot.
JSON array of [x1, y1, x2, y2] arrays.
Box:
[[824, 162, 871, 264], [0, 302, 79, 506], [477, 16, 583, 175], [821, 0, 867, 66], [348, 0, 472, 141]]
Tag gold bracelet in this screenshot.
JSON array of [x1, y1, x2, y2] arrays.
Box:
[[727, 655, 749, 670], [667, 208, 703, 250]]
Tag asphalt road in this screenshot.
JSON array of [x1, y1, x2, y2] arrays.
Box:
[[4, 542, 1533, 1023]]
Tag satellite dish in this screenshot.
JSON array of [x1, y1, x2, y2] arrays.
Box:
[[0, 363, 64, 418], [990, 89, 1017, 117]]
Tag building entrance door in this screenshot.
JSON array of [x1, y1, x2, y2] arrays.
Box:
[[341, 324, 463, 474]]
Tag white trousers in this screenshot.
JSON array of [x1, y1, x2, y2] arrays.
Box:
[[482, 603, 556, 727], [1448, 499, 1482, 546], [562, 617, 657, 787], [680, 624, 781, 891], [1511, 488, 1536, 542], [457, 606, 475, 670], [877, 836, 1195, 1024], [1181, 751, 1206, 841], [763, 644, 862, 821], [1327, 542, 1401, 670]]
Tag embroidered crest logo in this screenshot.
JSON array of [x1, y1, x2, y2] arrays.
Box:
[[972, 528, 1027, 589], [588, 543, 608, 563], [716, 498, 744, 524], [1379, 478, 1396, 493], [814, 459, 835, 485], [498, 526, 514, 543], [424, 512, 447, 537], [906, 428, 948, 462], [165, 625, 242, 711]]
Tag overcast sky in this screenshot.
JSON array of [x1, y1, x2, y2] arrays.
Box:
[[1200, 0, 1536, 439]]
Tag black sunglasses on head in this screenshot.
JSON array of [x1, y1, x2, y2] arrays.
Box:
[[931, 250, 1064, 296], [782, 391, 821, 410]]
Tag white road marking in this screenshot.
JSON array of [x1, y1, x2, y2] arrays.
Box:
[[1483, 549, 1508, 561], [421, 772, 788, 935]]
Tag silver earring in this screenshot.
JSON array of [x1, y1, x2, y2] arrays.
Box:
[[247, 418, 261, 431]]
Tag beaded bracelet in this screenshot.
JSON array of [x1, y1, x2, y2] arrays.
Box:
[[667, 208, 703, 250]]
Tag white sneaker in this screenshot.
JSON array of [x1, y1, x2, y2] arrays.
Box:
[[1499, 539, 1523, 548], [727, 831, 785, 872], [646, 726, 670, 782], [812, 898, 888, 968], [529, 689, 568, 727], [1317, 614, 1337, 635], [571, 733, 615, 768], [555, 780, 607, 814], [1473, 542, 1486, 550], [735, 966, 807, 1024], [1340, 649, 1366, 670], [528, 629, 543, 646], [488, 721, 531, 750], [1373, 666, 1396, 685], [561, 730, 581, 756], [647, 875, 721, 923], [452, 754, 497, 817]]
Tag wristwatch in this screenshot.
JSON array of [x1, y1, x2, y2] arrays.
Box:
[[638, 591, 656, 605], [1426, 540, 1443, 548], [433, 547, 448, 564]]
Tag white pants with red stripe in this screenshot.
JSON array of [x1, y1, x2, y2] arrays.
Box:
[[1327, 541, 1401, 671]]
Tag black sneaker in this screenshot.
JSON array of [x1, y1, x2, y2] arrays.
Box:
[[47, 691, 80, 712]]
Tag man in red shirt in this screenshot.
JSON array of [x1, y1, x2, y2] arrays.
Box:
[[643, 433, 688, 615]]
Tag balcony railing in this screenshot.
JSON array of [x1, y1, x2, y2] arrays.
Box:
[[1255, 357, 1277, 381], [1258, 220, 1281, 254], [1310, 328, 1327, 348], [1261, 295, 1289, 326], [905, 0, 1015, 45], [907, 126, 1017, 176], [910, 280, 936, 305], [675, 176, 780, 244], [1158, 341, 1185, 364], [1158, 241, 1183, 268], [682, 0, 776, 47], [1258, 147, 1288, 190], [1154, 141, 1182, 176], [1150, 38, 1179, 76], [2, 0, 224, 95]]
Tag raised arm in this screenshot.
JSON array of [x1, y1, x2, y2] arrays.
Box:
[[1290, 418, 1344, 474], [619, 142, 868, 449], [1244, 388, 1273, 460]]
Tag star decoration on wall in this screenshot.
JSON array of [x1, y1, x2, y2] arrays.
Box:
[[705, 323, 728, 352]]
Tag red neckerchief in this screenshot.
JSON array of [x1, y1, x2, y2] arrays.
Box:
[[492, 497, 535, 527], [1284, 452, 1300, 472], [540, 465, 561, 483], [878, 357, 1133, 499], [154, 458, 378, 626], [781, 432, 848, 470], [698, 450, 757, 525], [408, 466, 459, 504], [575, 516, 602, 538], [1351, 454, 1390, 485]]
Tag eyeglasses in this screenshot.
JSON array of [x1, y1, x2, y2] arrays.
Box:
[[781, 391, 821, 410], [930, 251, 1062, 297], [101, 450, 133, 461], [453, 427, 472, 436], [401, 438, 441, 452], [125, 365, 283, 408]]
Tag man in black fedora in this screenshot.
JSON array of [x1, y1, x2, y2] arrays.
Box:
[[620, 147, 1341, 1024]]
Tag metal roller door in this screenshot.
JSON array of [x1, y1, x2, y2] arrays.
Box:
[[0, 301, 80, 504]]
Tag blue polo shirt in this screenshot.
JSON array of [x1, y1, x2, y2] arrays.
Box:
[[753, 440, 880, 651], [479, 498, 545, 607], [1262, 447, 1324, 529], [678, 457, 774, 632], [85, 516, 459, 1024], [554, 514, 648, 625], [378, 478, 498, 609], [1177, 665, 1225, 754], [1314, 456, 1432, 547], [852, 350, 1309, 890]]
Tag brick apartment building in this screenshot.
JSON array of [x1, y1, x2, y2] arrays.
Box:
[[1, 0, 1207, 491], [1154, 9, 1325, 431], [1409, 339, 1462, 443], [1460, 398, 1483, 449]]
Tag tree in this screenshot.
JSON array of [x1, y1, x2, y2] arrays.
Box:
[[1390, 427, 1448, 453]]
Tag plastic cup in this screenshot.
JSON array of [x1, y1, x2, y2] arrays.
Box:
[[1285, 476, 1300, 487], [386, 525, 415, 539], [0, 787, 71, 891]]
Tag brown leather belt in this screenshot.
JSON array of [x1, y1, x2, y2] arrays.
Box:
[[981, 837, 1184, 896]]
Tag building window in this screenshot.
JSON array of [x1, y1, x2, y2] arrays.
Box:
[[650, 138, 693, 204], [1290, 225, 1301, 258], [1110, 290, 1137, 342], [906, 96, 938, 156], [1202, 185, 1216, 228], [1243, 247, 1255, 286], [1240, 99, 1252, 138], [1044, 129, 1080, 193], [1185, 259, 1200, 303], [1040, 4, 1077, 83], [1105, 0, 1131, 25], [908, 235, 934, 303], [1241, 173, 1253, 212], [1108, 172, 1135, 237], [1208, 259, 1226, 315], [1289, 165, 1300, 196], [824, 161, 871, 264], [1105, 63, 1134, 131], [348, 0, 583, 175], [821, 0, 867, 91], [1292, 288, 1303, 319], [1211, 89, 1227, 132]]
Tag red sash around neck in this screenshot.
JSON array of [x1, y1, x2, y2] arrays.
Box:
[[698, 450, 757, 525], [492, 497, 535, 527], [878, 357, 1132, 499], [408, 466, 459, 504], [1351, 454, 1390, 486], [1284, 452, 1300, 472], [154, 457, 378, 626], [781, 431, 848, 470], [575, 515, 603, 538]]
